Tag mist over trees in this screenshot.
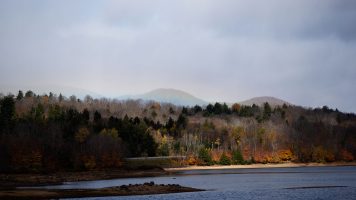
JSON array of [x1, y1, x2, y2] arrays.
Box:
[[0, 90, 355, 172]]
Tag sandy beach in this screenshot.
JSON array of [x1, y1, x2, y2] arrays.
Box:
[[165, 162, 356, 171]]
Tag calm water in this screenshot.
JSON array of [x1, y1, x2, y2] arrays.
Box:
[[42, 166, 356, 200]]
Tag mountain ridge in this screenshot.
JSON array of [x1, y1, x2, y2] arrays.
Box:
[[118, 88, 208, 106], [118, 89, 292, 107], [239, 96, 291, 107]]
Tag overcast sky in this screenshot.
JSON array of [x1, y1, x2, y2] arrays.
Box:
[[0, 0, 356, 112]]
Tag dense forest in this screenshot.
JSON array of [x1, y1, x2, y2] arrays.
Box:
[[0, 90, 355, 173]]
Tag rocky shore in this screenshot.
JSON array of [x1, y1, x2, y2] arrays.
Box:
[[0, 181, 203, 199]]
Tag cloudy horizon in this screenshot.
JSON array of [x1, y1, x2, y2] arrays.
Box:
[[1, 0, 356, 112]]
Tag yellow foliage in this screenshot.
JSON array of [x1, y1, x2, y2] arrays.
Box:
[[75, 127, 90, 143], [312, 146, 327, 163], [100, 128, 119, 138], [82, 155, 96, 170]]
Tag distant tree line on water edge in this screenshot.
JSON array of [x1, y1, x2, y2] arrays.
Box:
[[0, 90, 355, 172]]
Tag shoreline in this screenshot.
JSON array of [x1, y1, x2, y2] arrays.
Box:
[[0, 182, 203, 199], [2, 162, 355, 188], [1, 162, 355, 199], [165, 162, 356, 171], [0, 167, 168, 188]]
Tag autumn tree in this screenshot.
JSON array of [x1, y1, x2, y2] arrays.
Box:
[[232, 103, 241, 113], [75, 127, 90, 143]]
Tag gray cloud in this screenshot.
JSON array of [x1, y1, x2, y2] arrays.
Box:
[[0, 0, 356, 112]]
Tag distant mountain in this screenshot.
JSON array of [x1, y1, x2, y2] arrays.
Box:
[[239, 96, 291, 107], [122, 88, 208, 106]]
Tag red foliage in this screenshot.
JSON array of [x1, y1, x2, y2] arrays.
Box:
[[339, 149, 354, 162]]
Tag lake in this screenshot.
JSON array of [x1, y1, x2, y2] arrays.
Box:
[[43, 166, 356, 200]]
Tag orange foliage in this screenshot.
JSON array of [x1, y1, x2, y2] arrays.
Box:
[[11, 149, 43, 172], [100, 152, 123, 168], [278, 149, 293, 161], [253, 152, 277, 163], [150, 103, 161, 110], [325, 151, 335, 162], [42, 95, 49, 104], [312, 146, 327, 162], [232, 103, 241, 112], [242, 147, 252, 161], [210, 150, 224, 162], [339, 149, 354, 162], [187, 156, 198, 165]]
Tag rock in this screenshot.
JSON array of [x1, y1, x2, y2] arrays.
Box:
[[120, 185, 128, 190]]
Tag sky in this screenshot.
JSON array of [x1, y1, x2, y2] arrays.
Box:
[[0, 0, 356, 112]]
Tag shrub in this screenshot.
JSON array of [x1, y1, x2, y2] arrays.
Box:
[[325, 151, 335, 162], [278, 149, 293, 161], [339, 149, 354, 162], [232, 150, 244, 164], [82, 155, 96, 170], [198, 148, 213, 165], [219, 153, 231, 165], [312, 146, 329, 163], [187, 156, 198, 165]]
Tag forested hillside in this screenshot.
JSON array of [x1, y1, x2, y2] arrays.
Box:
[[0, 90, 355, 172]]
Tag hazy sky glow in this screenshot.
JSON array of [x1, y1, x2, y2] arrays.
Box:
[[1, 0, 356, 112]]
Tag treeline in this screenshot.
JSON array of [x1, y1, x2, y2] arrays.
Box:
[[182, 102, 277, 121], [1, 90, 356, 172], [175, 102, 356, 165], [0, 91, 181, 172]]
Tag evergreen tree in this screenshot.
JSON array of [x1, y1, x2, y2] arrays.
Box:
[[25, 90, 34, 98], [232, 150, 244, 164], [0, 96, 15, 134], [263, 102, 272, 120], [16, 90, 24, 100], [193, 105, 202, 113], [219, 153, 231, 165], [198, 148, 213, 165], [59, 93, 64, 102]]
